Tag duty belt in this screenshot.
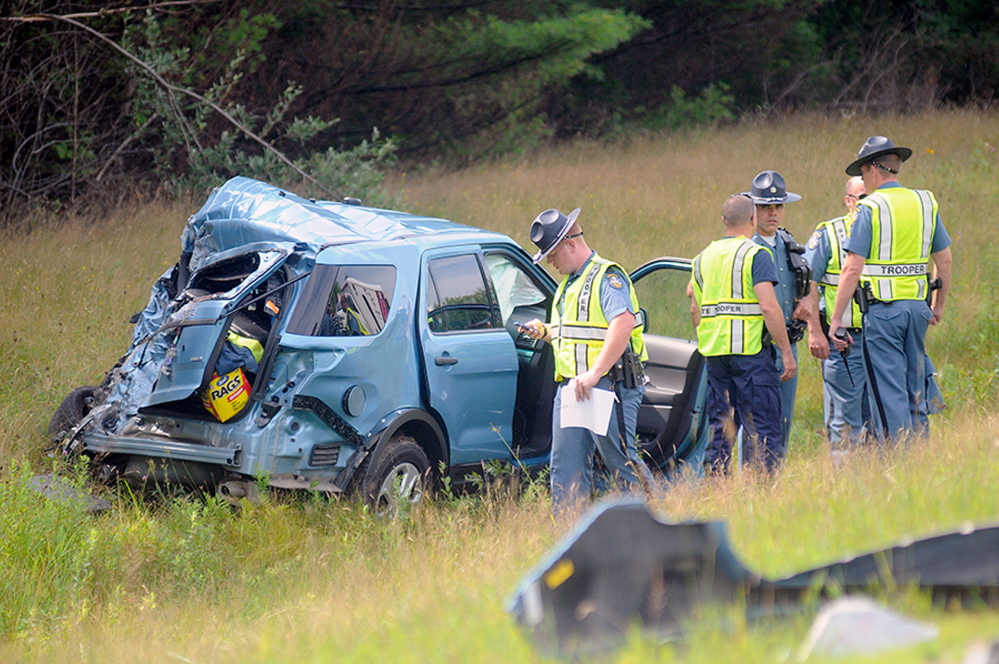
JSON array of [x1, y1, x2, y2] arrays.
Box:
[[862, 287, 891, 307]]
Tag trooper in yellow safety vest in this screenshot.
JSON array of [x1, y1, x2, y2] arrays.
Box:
[[803, 176, 873, 449], [829, 135, 953, 443], [688, 194, 797, 474], [521, 207, 651, 513]]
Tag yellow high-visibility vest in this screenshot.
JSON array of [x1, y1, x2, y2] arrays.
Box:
[[227, 331, 264, 363], [817, 215, 864, 328], [691, 237, 768, 356], [550, 254, 647, 380], [859, 187, 938, 301]]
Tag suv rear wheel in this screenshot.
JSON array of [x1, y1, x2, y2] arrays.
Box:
[[359, 434, 430, 517]]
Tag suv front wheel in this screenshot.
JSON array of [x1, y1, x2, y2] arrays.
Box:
[[358, 434, 430, 517], [49, 385, 104, 445]]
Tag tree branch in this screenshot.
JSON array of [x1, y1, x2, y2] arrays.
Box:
[[0, 1, 222, 23], [96, 111, 160, 183], [6, 9, 340, 199]]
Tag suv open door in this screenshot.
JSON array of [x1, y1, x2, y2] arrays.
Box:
[[630, 257, 708, 472]]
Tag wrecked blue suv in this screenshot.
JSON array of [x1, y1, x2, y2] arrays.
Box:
[[51, 177, 708, 512]]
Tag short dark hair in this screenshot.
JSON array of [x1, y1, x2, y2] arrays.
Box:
[[722, 194, 755, 227]]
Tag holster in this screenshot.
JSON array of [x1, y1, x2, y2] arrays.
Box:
[[786, 318, 807, 344], [854, 284, 870, 314], [610, 347, 645, 389], [926, 277, 942, 305], [778, 228, 811, 345], [778, 228, 812, 300]]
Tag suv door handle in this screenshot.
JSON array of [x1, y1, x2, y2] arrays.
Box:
[[435, 356, 458, 366]]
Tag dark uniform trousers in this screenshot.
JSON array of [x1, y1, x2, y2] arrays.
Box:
[[704, 347, 784, 472]]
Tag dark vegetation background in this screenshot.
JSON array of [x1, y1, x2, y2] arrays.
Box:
[[2, 0, 997, 225]]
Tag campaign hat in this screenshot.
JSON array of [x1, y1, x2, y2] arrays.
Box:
[[530, 207, 581, 263], [846, 135, 913, 176], [744, 170, 801, 204]]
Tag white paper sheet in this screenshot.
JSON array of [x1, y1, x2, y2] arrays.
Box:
[[559, 384, 616, 436]]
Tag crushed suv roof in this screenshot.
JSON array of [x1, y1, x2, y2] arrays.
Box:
[[183, 176, 500, 270]]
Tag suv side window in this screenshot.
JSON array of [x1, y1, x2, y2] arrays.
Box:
[[427, 254, 501, 334], [285, 265, 396, 336]]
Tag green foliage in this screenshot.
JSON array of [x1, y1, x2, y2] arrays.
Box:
[[392, 7, 650, 161], [641, 83, 737, 132], [7, 0, 999, 223], [0, 3, 401, 225], [936, 309, 999, 415], [193, 9, 277, 77], [296, 128, 399, 206], [121, 11, 397, 202]]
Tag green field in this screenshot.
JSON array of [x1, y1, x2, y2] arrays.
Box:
[[1, 109, 998, 662]]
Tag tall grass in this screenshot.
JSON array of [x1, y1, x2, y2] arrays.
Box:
[[1, 108, 998, 663], [0, 200, 185, 465], [3, 419, 998, 663]]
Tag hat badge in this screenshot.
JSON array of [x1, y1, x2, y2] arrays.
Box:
[[769, 186, 777, 193]]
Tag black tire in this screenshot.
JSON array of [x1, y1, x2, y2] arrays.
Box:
[[48, 386, 103, 444], [358, 434, 430, 517]]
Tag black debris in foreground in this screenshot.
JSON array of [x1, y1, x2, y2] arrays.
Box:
[[508, 500, 999, 656]]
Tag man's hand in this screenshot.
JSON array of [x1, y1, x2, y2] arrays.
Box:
[[792, 298, 811, 321], [521, 319, 550, 342], [827, 320, 852, 351], [779, 349, 797, 382], [571, 370, 601, 401], [808, 327, 830, 360], [796, 288, 827, 359]]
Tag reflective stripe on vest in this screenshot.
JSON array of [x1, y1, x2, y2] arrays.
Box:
[[818, 215, 864, 328], [691, 237, 767, 356], [551, 321, 644, 342], [700, 303, 763, 317], [862, 263, 928, 277], [550, 254, 647, 380], [860, 187, 937, 301]]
